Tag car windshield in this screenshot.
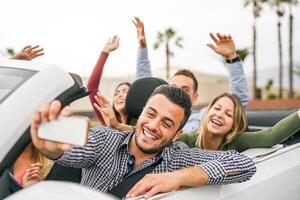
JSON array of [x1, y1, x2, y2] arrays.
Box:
[[0, 67, 36, 104]]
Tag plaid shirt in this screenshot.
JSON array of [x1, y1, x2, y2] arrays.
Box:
[[57, 126, 256, 192]]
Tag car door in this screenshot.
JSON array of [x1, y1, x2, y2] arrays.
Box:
[[0, 60, 89, 199]]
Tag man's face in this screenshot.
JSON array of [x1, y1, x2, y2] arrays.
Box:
[[169, 75, 198, 105], [134, 94, 184, 154]]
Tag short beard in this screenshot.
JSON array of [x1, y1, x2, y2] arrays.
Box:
[[134, 131, 173, 154]]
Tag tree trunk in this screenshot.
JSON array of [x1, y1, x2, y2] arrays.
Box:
[[253, 20, 258, 99], [278, 19, 283, 98], [166, 42, 170, 79], [288, 4, 294, 98]]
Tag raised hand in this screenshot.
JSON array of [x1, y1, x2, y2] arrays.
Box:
[[207, 33, 237, 60], [30, 100, 72, 160], [11, 45, 44, 60], [22, 162, 43, 187], [132, 17, 147, 48], [94, 92, 118, 128], [103, 35, 120, 53]]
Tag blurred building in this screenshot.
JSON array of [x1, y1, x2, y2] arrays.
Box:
[[70, 67, 232, 113]]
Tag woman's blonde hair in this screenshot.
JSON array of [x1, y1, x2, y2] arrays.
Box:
[[196, 93, 247, 149], [32, 146, 53, 178]]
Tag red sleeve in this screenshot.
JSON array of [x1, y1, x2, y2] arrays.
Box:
[[87, 51, 109, 125]]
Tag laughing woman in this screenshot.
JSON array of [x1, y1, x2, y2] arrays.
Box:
[[178, 93, 300, 152]]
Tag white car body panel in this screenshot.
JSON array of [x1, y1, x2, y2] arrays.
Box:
[[159, 143, 300, 200], [5, 181, 117, 200], [0, 59, 74, 161]]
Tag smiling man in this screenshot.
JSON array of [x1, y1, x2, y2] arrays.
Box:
[[31, 85, 256, 199]]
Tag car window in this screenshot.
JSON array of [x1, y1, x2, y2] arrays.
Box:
[[0, 67, 37, 104]]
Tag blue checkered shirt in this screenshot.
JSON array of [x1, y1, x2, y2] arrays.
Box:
[[57, 126, 256, 192]]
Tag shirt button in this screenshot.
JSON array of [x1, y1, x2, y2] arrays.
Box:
[[129, 161, 133, 164]]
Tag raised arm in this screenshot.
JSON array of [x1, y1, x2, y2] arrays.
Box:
[[207, 33, 250, 106], [87, 36, 119, 125], [133, 17, 152, 79], [11, 45, 44, 60], [229, 109, 300, 152]]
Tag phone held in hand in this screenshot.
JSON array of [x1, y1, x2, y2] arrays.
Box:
[[38, 116, 89, 146]]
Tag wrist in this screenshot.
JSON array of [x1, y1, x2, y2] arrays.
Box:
[[139, 41, 147, 48], [225, 55, 241, 64], [102, 49, 111, 54], [225, 52, 237, 60]]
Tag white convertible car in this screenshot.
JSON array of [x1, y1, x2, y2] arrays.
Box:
[[1, 59, 300, 200]]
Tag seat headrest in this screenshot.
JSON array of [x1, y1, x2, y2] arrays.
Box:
[[125, 77, 168, 119]]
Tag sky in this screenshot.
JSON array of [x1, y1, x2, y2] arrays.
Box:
[[0, 0, 299, 87]]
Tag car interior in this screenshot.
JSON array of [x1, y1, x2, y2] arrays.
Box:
[[0, 72, 90, 199], [1, 74, 299, 200]]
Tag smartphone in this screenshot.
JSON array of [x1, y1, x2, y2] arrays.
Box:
[[38, 116, 89, 146]]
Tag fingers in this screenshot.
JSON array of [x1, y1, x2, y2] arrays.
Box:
[[209, 33, 218, 44], [26, 167, 41, 175], [216, 32, 231, 41], [41, 103, 50, 121], [206, 43, 217, 52], [144, 185, 161, 199], [61, 106, 73, 117], [23, 45, 45, 60], [25, 163, 42, 180], [30, 162, 42, 168], [25, 168, 42, 181], [48, 100, 62, 120], [95, 92, 110, 108], [132, 19, 137, 27], [22, 45, 32, 51], [30, 45, 41, 51]]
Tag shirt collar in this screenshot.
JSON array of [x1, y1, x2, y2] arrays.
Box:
[[119, 132, 133, 150]]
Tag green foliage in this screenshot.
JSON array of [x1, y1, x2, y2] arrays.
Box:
[[265, 79, 274, 90], [153, 27, 183, 50], [6, 48, 15, 56], [267, 92, 278, 99], [244, 0, 267, 17], [236, 48, 249, 62]]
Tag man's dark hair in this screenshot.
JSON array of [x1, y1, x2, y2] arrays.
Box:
[[173, 69, 198, 92], [150, 85, 192, 130]]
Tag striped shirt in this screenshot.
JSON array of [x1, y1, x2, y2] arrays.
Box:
[[57, 125, 256, 192]]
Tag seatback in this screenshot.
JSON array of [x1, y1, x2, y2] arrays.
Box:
[[125, 77, 168, 119]]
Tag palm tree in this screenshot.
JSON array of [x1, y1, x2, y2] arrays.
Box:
[[295, 65, 300, 76], [237, 48, 250, 62], [244, 0, 265, 99], [153, 28, 183, 79], [268, 0, 285, 98], [285, 0, 298, 98]]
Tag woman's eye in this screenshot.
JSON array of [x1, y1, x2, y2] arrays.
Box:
[[226, 112, 233, 118], [213, 107, 221, 110]]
